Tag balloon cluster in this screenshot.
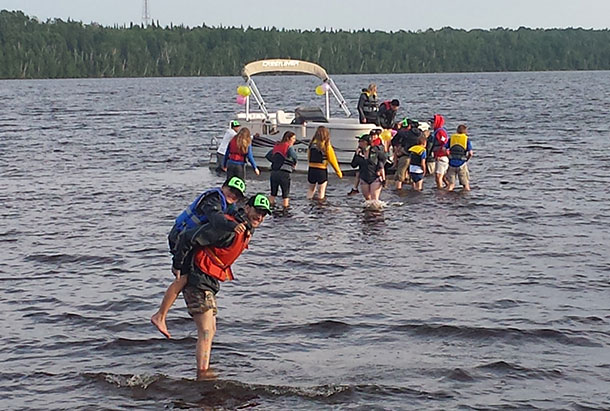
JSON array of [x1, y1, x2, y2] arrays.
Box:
[[236, 86, 251, 105], [315, 83, 330, 96]]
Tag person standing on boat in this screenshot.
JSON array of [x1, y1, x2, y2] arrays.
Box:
[[307, 126, 343, 200], [223, 127, 260, 180], [350, 134, 386, 201], [265, 131, 298, 209], [377, 99, 400, 129], [215, 120, 240, 173], [171, 193, 271, 379], [357, 83, 379, 124]]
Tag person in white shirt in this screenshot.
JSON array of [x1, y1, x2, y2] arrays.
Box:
[[216, 120, 240, 173]]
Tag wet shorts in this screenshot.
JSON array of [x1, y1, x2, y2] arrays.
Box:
[[446, 163, 470, 186], [409, 172, 424, 183], [307, 167, 328, 184], [183, 286, 218, 317], [435, 156, 449, 175], [395, 156, 411, 183]]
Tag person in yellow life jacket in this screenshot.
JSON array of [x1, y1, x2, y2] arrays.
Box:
[[307, 126, 343, 200], [408, 135, 428, 191], [170, 193, 271, 379], [445, 124, 474, 191]]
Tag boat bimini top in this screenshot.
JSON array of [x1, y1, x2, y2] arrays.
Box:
[[240, 59, 351, 121]]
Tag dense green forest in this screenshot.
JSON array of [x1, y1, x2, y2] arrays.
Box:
[[1, 10, 609, 79]]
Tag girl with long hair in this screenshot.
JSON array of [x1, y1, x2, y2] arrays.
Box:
[[223, 127, 260, 180], [307, 126, 343, 200]]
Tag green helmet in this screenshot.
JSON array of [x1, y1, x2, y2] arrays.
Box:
[[247, 193, 271, 215], [226, 176, 246, 197]]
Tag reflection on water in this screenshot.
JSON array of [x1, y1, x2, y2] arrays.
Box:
[[1, 71, 610, 410]]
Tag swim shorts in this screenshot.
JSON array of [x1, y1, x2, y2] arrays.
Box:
[[409, 172, 424, 183], [395, 156, 410, 183], [435, 156, 449, 175], [307, 167, 328, 184], [446, 163, 470, 186], [183, 286, 218, 316]]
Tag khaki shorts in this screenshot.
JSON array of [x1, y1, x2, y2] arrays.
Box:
[[435, 156, 449, 175], [183, 286, 218, 316], [446, 163, 470, 186], [395, 156, 411, 183]]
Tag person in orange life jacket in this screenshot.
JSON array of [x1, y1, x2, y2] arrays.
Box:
[[215, 120, 240, 173], [222, 127, 260, 180], [377, 99, 400, 129], [172, 193, 271, 379], [445, 124, 473, 191], [357, 83, 379, 124], [151, 177, 247, 339], [428, 114, 450, 189], [307, 126, 343, 200], [392, 119, 422, 190], [408, 135, 428, 191], [348, 128, 383, 196], [350, 134, 386, 201], [265, 131, 298, 209]]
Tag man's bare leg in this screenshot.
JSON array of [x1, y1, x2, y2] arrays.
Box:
[[193, 310, 216, 379]]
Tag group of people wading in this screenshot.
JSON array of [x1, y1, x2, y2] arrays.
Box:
[[153, 84, 475, 379]]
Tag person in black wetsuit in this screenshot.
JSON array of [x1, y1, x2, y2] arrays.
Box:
[[357, 83, 379, 124], [350, 134, 387, 201]]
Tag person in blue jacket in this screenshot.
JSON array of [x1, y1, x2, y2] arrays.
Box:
[[151, 176, 247, 339]]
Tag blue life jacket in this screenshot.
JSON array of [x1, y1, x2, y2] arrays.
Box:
[[173, 187, 227, 233]]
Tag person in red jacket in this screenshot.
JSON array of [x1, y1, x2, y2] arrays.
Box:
[[429, 114, 450, 189], [171, 193, 271, 379]]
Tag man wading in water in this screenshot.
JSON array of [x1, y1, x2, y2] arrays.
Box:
[[170, 194, 271, 378]]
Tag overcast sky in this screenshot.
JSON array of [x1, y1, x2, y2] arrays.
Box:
[[1, 0, 609, 31]]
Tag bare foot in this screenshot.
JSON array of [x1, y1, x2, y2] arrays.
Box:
[[197, 368, 217, 381], [151, 312, 171, 339]]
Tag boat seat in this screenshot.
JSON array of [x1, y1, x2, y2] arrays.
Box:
[[276, 110, 290, 124]]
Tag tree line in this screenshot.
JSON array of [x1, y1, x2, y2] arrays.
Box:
[[1, 10, 609, 79]]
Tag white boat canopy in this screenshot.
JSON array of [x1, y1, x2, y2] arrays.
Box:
[[239, 59, 351, 120]]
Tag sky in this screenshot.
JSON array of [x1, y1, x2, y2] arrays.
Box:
[[1, 0, 609, 32]]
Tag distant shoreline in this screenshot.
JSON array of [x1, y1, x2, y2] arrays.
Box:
[[2, 10, 609, 80]]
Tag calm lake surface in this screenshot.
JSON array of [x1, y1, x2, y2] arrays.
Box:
[[1, 71, 609, 410]]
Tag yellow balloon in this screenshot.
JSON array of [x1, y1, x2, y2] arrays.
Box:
[[380, 129, 392, 142], [240, 86, 251, 97], [315, 85, 325, 96], [237, 86, 244, 95]]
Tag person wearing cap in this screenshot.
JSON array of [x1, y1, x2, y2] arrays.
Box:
[[151, 177, 248, 339], [350, 133, 387, 201], [377, 99, 400, 129], [215, 120, 241, 173], [392, 119, 422, 190], [171, 193, 271, 379], [417, 121, 433, 175]]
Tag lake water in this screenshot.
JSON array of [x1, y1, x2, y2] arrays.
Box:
[[1, 71, 609, 410]]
